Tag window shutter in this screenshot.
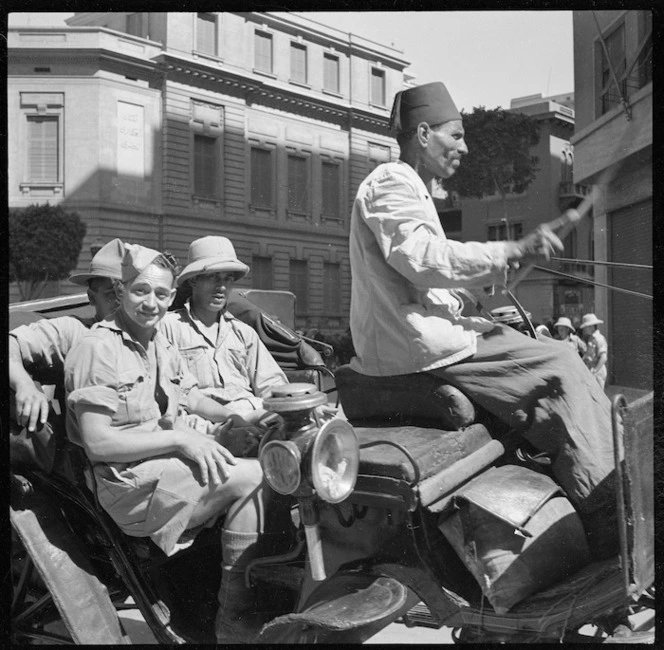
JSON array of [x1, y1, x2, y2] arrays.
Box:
[[291, 43, 307, 83], [28, 116, 58, 182], [255, 32, 272, 72], [289, 260, 309, 313], [322, 162, 340, 218], [323, 262, 341, 313], [197, 13, 216, 55], [194, 134, 217, 196], [251, 148, 272, 207], [371, 68, 385, 105], [323, 54, 339, 93], [287, 155, 308, 212]]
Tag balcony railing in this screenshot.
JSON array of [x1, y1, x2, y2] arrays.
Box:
[[559, 181, 591, 200]]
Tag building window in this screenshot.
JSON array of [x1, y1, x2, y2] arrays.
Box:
[[126, 13, 143, 37], [289, 260, 309, 314], [20, 93, 64, 196], [27, 116, 59, 183], [290, 42, 307, 84], [321, 161, 341, 219], [191, 101, 223, 200], [255, 31, 273, 74], [371, 67, 386, 106], [323, 53, 340, 93], [563, 229, 577, 260], [193, 135, 218, 197], [636, 11, 652, 89], [323, 262, 341, 314], [196, 13, 217, 56], [367, 142, 391, 172], [250, 147, 273, 208], [488, 222, 523, 241], [287, 154, 309, 214], [561, 150, 573, 183], [251, 255, 273, 290], [599, 22, 627, 115]]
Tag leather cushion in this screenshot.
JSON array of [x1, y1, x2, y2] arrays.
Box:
[[355, 423, 493, 484], [336, 365, 476, 430]]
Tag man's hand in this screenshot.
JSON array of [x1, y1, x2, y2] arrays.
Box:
[[506, 224, 564, 268], [13, 381, 50, 433], [174, 428, 237, 486]]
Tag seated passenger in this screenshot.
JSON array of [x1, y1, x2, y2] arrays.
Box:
[[349, 81, 617, 560], [64, 244, 272, 643], [10, 238, 124, 433], [161, 236, 288, 452]]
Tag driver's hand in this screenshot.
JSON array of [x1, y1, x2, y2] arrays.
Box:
[[14, 381, 50, 433], [507, 225, 563, 268]]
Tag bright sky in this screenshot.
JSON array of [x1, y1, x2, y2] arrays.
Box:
[[305, 11, 574, 112], [9, 11, 574, 112]]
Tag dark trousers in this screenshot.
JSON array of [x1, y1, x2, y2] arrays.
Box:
[[431, 324, 618, 558]]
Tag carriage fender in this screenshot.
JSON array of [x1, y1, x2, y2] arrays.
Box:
[[258, 571, 415, 643], [11, 496, 131, 644]]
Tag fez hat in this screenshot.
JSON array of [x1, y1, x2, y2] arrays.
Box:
[[580, 313, 603, 328], [69, 238, 125, 286], [554, 317, 575, 331], [177, 236, 250, 287], [121, 243, 166, 283], [390, 81, 461, 134]]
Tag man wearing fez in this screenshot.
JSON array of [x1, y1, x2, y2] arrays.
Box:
[[348, 81, 617, 559]]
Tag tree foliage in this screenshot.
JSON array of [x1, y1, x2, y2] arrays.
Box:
[[444, 107, 540, 199], [9, 204, 87, 300]]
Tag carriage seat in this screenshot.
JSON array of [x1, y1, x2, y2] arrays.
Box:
[[335, 364, 477, 430]]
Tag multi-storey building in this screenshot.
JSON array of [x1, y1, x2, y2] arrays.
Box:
[[571, 10, 652, 389], [8, 11, 410, 331], [437, 92, 593, 327]]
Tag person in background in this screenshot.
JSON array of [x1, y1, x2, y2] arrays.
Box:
[[64, 243, 275, 643], [348, 80, 618, 560], [553, 316, 586, 357], [161, 236, 288, 455], [10, 238, 125, 433], [580, 313, 608, 388]]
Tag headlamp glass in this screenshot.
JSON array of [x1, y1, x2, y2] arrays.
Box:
[[259, 440, 301, 495], [311, 420, 359, 503]]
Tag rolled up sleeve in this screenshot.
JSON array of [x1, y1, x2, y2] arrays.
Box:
[[65, 335, 119, 416]]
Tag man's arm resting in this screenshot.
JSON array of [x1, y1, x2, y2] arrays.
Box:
[[9, 336, 50, 432], [77, 405, 236, 485]]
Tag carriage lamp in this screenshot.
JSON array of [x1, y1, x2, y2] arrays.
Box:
[[259, 383, 360, 580]]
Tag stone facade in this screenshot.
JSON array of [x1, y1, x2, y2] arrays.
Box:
[[8, 12, 410, 332]]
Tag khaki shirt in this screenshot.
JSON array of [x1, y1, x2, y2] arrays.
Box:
[[349, 161, 512, 376], [160, 304, 287, 417], [11, 316, 89, 384], [64, 312, 198, 447]]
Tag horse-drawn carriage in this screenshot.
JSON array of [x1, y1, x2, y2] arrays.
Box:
[[9, 291, 654, 644]]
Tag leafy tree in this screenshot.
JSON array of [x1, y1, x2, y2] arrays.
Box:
[[9, 204, 87, 301], [444, 106, 540, 201]]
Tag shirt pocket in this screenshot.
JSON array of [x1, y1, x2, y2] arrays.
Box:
[[115, 369, 151, 425], [226, 345, 250, 378], [179, 345, 216, 389]]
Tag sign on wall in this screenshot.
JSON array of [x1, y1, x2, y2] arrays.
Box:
[[117, 101, 144, 179]]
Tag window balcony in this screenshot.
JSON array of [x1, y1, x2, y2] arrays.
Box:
[[558, 181, 591, 210]]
